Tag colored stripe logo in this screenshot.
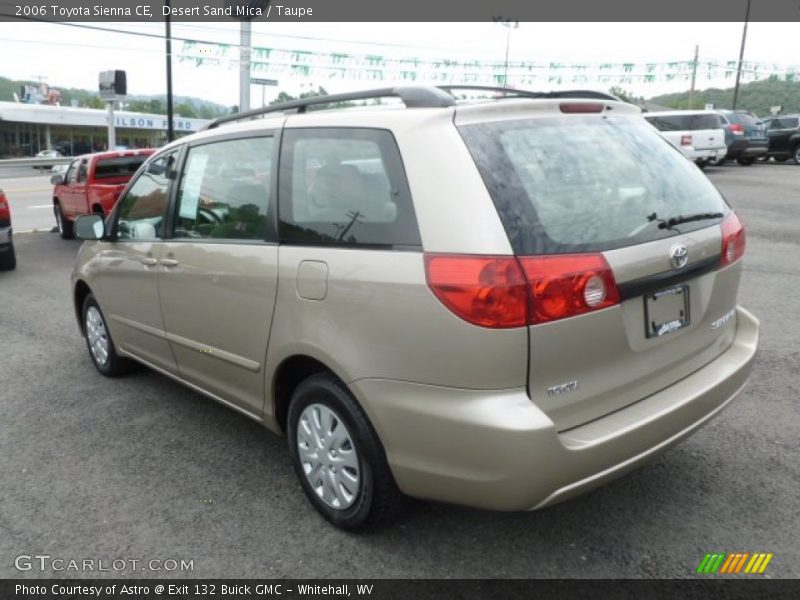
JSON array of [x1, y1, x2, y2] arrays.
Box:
[[696, 552, 773, 574]]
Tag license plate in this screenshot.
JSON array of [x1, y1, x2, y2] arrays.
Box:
[[644, 285, 690, 338]]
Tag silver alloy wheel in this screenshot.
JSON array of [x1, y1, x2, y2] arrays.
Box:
[[794, 146, 800, 164], [85, 306, 109, 366], [297, 403, 360, 510]]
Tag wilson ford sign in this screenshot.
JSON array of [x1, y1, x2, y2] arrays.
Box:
[[0, 101, 209, 133]]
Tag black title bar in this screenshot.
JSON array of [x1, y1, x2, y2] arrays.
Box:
[[1, 0, 800, 22]]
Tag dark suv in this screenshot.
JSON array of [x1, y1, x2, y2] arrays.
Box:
[[715, 110, 768, 166], [763, 115, 800, 164]]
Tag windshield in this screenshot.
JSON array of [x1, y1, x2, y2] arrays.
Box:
[[458, 115, 730, 254]]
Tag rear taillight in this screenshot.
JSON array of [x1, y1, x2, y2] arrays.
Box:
[[730, 124, 744, 135], [0, 192, 9, 220], [518, 254, 620, 324], [425, 253, 620, 328], [681, 134, 693, 146], [424, 255, 528, 328], [720, 212, 746, 267], [559, 103, 604, 114]]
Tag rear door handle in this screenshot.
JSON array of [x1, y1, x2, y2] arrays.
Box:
[[141, 257, 158, 266], [160, 258, 179, 267]]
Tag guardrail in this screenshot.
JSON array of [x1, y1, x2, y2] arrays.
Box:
[[0, 157, 73, 169]]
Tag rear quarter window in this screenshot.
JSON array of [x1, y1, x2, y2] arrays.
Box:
[[459, 116, 730, 254]]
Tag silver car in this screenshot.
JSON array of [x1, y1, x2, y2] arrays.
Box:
[[71, 86, 759, 530]]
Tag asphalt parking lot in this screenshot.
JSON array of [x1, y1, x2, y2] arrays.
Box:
[[1, 162, 798, 579]]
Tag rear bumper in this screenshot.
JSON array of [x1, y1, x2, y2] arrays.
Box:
[[690, 146, 727, 160], [727, 139, 768, 158], [352, 306, 759, 511]]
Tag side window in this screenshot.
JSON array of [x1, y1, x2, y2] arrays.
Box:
[[77, 160, 88, 183], [115, 151, 177, 241], [66, 159, 81, 184], [172, 136, 273, 241], [279, 128, 421, 247]]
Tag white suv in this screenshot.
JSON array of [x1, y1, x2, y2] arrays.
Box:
[[644, 110, 727, 168]]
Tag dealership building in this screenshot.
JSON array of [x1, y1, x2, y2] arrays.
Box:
[[0, 102, 209, 158]]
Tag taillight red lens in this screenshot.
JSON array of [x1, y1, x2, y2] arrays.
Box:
[[425, 253, 620, 328], [681, 134, 693, 146], [720, 212, 745, 267], [730, 123, 744, 135], [559, 103, 604, 114], [424, 255, 528, 328], [518, 254, 620, 324]]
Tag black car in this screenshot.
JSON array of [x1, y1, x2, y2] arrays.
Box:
[[763, 115, 800, 164], [715, 110, 768, 166]]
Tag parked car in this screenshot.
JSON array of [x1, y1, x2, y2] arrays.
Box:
[[0, 188, 16, 270], [34, 149, 63, 171], [71, 86, 759, 530], [643, 110, 727, 168], [763, 114, 800, 164], [714, 110, 768, 165], [52, 149, 155, 239]]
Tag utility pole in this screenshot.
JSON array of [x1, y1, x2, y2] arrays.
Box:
[[239, 22, 252, 112], [688, 45, 699, 110], [732, 0, 752, 110], [165, 0, 175, 142], [496, 20, 519, 87]]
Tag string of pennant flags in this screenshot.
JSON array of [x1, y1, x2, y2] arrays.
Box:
[[179, 41, 800, 86]]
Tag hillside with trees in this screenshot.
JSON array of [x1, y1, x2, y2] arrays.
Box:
[[0, 76, 230, 119], [647, 79, 800, 115]]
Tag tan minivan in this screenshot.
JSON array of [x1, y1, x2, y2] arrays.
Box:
[[71, 86, 759, 530]]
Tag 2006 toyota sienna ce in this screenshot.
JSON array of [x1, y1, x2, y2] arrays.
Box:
[[71, 86, 759, 530]]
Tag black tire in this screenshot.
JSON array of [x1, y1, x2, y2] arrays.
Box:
[[793, 145, 800, 165], [81, 293, 135, 377], [287, 372, 404, 531], [737, 157, 755, 166], [0, 242, 15, 271], [54, 202, 74, 239], [775, 156, 788, 162]]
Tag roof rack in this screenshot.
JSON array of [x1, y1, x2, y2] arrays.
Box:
[[205, 85, 622, 130], [205, 86, 456, 129], [439, 85, 620, 102]]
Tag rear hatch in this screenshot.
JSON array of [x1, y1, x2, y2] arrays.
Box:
[[688, 113, 726, 151], [644, 113, 725, 152], [458, 103, 744, 430], [730, 111, 768, 142]]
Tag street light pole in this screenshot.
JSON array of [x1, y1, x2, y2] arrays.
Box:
[[165, 0, 175, 142], [732, 0, 752, 110]]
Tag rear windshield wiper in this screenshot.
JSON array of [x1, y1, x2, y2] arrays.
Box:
[[648, 212, 724, 230]]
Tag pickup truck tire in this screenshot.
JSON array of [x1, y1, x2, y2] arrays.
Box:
[[793, 145, 800, 165], [774, 156, 788, 162], [736, 157, 755, 166], [82, 293, 135, 377], [0, 242, 15, 271], [54, 203, 74, 239]]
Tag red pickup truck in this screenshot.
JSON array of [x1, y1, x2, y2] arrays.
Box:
[[52, 149, 155, 239]]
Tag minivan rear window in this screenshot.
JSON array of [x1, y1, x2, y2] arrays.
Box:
[[644, 114, 722, 131], [458, 116, 729, 254]]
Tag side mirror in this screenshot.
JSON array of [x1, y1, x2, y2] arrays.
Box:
[[75, 214, 106, 240], [51, 174, 64, 185]]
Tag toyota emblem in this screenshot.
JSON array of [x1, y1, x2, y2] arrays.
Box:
[[670, 243, 688, 269]]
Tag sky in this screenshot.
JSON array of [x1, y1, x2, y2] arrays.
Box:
[[0, 21, 798, 109]]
